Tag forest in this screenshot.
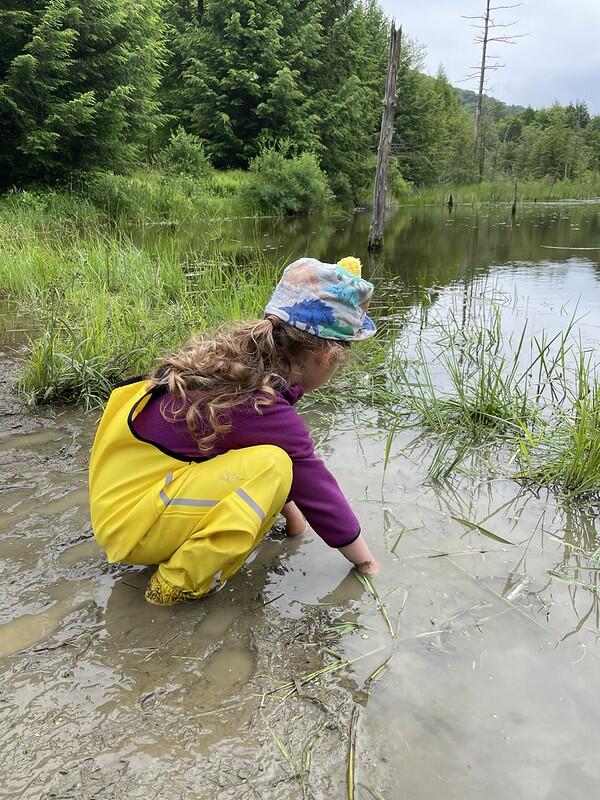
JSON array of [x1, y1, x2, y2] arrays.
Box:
[[1, 0, 599, 208]]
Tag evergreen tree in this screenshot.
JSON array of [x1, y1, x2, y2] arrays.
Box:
[[0, 0, 165, 186], [314, 0, 388, 201], [167, 0, 312, 166], [163, 0, 389, 200]]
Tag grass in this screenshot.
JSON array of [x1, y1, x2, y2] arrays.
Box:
[[80, 169, 254, 223], [0, 224, 281, 408], [377, 292, 600, 500], [0, 170, 255, 232], [408, 177, 600, 206], [518, 377, 600, 500]]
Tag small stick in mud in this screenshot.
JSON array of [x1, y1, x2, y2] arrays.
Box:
[[347, 703, 360, 800]]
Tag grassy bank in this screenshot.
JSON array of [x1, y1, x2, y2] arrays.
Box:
[[407, 177, 600, 206], [0, 170, 255, 234], [0, 229, 285, 408]]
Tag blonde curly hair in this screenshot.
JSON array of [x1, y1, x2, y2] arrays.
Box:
[[150, 316, 349, 453]]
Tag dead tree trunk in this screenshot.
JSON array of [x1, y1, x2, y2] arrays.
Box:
[[368, 21, 402, 251], [465, 2, 526, 181], [472, 0, 491, 169]]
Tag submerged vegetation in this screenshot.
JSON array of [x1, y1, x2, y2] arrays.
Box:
[[379, 295, 600, 501]]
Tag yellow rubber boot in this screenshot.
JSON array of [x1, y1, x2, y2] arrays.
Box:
[[144, 570, 186, 606]]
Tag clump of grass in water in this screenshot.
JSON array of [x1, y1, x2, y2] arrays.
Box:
[[1, 228, 281, 408], [387, 304, 540, 478], [518, 357, 600, 500], [384, 299, 600, 499]]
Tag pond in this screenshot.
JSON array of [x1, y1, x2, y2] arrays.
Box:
[[2, 201, 600, 799]]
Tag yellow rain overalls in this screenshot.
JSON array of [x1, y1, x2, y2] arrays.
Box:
[[89, 378, 293, 596]]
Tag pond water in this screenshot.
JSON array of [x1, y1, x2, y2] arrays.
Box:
[[2, 202, 600, 799]]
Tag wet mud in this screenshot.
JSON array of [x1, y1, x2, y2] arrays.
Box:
[[0, 355, 358, 799]]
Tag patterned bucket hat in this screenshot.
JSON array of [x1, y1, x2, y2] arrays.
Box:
[[264, 256, 377, 341]]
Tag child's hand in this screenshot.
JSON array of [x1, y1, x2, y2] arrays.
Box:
[[356, 558, 380, 575], [282, 501, 308, 537]]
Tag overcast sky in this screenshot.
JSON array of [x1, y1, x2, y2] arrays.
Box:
[[379, 1, 600, 113]]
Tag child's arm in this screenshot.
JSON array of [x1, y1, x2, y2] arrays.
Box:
[[339, 534, 380, 574]]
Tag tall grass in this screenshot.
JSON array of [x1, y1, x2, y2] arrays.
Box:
[[0, 170, 256, 235], [80, 170, 253, 223], [409, 177, 600, 206], [517, 351, 600, 500], [0, 226, 281, 408], [380, 294, 600, 498]]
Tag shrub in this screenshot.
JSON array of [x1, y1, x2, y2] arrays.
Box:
[[157, 127, 213, 180], [245, 144, 333, 215], [83, 172, 143, 220]]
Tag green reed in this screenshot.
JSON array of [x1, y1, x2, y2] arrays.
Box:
[[0, 222, 280, 408], [409, 177, 600, 206], [381, 296, 600, 498]]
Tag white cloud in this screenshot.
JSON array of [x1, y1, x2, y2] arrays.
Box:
[[379, 0, 600, 112]]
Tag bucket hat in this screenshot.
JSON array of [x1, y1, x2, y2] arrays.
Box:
[[264, 256, 376, 341]]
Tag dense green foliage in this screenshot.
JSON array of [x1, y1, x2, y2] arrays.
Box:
[[0, 0, 165, 187], [1, 0, 599, 204], [156, 127, 213, 179], [245, 143, 333, 214], [489, 102, 600, 182]]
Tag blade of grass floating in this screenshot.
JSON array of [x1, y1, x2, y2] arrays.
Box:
[[303, 720, 329, 774], [353, 571, 395, 638], [366, 601, 406, 687], [261, 712, 300, 777], [548, 569, 598, 594], [545, 533, 592, 557], [347, 704, 360, 800], [451, 516, 514, 545], [366, 655, 393, 687], [391, 527, 405, 554], [357, 784, 387, 800], [427, 548, 491, 559], [270, 645, 387, 701], [447, 558, 547, 632], [389, 524, 422, 556], [324, 621, 362, 638], [321, 646, 344, 661]]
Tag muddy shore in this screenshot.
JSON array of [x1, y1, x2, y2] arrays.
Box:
[[0, 354, 368, 799]]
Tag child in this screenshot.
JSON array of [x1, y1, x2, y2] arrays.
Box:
[[89, 256, 380, 606]]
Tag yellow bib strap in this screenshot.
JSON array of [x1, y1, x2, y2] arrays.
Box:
[[89, 379, 194, 562]]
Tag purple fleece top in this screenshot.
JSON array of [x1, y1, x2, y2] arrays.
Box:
[[131, 383, 360, 548]]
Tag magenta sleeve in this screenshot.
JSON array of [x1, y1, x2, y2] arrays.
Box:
[[132, 388, 361, 547], [223, 402, 362, 547]]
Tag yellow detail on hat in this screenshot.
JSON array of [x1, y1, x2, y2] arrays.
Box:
[[337, 256, 362, 277]]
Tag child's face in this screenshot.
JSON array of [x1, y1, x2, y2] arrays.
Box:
[[300, 346, 345, 391]]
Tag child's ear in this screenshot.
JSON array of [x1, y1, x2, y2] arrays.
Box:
[[315, 347, 334, 366]]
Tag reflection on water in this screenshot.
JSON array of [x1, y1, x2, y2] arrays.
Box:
[[2, 202, 600, 798]]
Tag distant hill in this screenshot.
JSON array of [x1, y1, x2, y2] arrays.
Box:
[[455, 87, 527, 119]]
